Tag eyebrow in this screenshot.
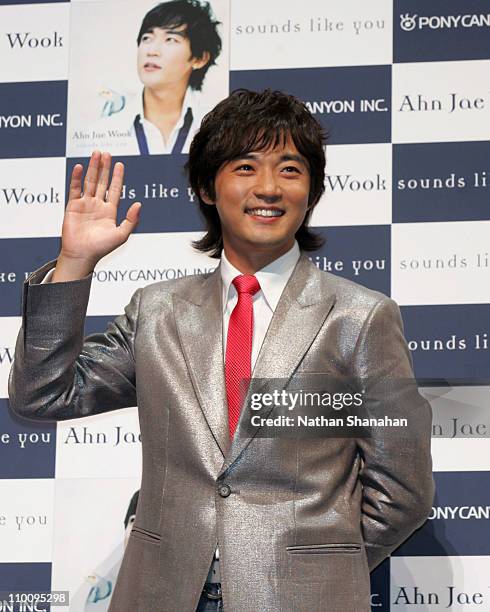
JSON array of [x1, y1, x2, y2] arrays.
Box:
[[145, 27, 187, 37], [232, 153, 308, 166], [164, 29, 187, 36]]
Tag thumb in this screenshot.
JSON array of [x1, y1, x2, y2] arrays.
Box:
[[118, 202, 141, 240]]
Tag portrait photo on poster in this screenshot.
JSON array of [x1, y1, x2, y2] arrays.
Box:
[[66, 0, 229, 158]]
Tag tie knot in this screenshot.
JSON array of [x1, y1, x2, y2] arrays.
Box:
[[232, 274, 260, 296]]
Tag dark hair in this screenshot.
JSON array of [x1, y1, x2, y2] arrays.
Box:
[[187, 89, 327, 258], [124, 490, 139, 528], [137, 0, 222, 91]]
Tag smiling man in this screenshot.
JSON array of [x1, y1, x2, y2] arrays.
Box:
[[9, 89, 434, 611], [72, 0, 222, 157]]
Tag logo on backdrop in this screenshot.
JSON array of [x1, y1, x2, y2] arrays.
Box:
[[429, 505, 490, 519], [393, 585, 486, 607], [400, 304, 490, 381], [393, 472, 490, 556], [394, 0, 490, 62], [5, 30, 64, 48], [235, 16, 386, 37], [393, 142, 490, 223], [400, 12, 490, 32], [231, 65, 391, 145], [0, 399, 56, 479], [309, 226, 389, 295], [0, 186, 61, 206]]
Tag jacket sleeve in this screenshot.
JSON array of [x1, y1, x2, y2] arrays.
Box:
[[8, 259, 141, 421], [351, 296, 435, 571]]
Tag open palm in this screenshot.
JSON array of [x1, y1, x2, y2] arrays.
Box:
[[61, 151, 141, 265]]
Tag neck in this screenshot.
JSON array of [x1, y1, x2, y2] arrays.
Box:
[[223, 241, 295, 274], [143, 83, 188, 122]]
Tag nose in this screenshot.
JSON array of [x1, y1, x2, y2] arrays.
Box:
[[253, 167, 281, 203], [146, 41, 161, 56]]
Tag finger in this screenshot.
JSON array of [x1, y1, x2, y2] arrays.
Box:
[[95, 152, 112, 200], [83, 151, 102, 197], [107, 161, 125, 208], [68, 164, 84, 201], [118, 202, 141, 240]]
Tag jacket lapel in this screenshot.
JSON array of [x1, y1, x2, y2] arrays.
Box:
[[219, 253, 336, 476], [172, 253, 337, 473], [172, 263, 230, 458]]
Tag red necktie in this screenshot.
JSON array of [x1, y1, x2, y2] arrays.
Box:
[[225, 274, 261, 439]]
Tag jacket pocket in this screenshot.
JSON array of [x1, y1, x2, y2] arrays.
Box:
[[130, 525, 162, 545], [286, 543, 361, 555]]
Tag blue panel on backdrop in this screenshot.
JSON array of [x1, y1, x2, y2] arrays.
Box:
[[84, 315, 116, 336], [401, 304, 490, 381], [307, 226, 390, 295], [393, 472, 490, 556], [0, 237, 60, 316], [0, 562, 51, 595], [230, 66, 391, 145], [393, 142, 490, 223], [66, 156, 205, 233], [370, 558, 390, 611], [0, 82, 67, 158], [0, 399, 56, 478], [394, 0, 490, 63]]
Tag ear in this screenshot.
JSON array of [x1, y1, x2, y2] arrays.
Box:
[[192, 51, 211, 70], [200, 188, 215, 205]]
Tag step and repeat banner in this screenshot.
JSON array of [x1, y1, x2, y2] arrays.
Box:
[[0, 0, 489, 610]]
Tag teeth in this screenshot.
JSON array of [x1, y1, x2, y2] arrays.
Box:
[[247, 209, 283, 217]]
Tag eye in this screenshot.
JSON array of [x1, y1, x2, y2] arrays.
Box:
[[282, 166, 300, 173], [141, 33, 152, 42], [235, 164, 254, 172], [166, 36, 180, 43]]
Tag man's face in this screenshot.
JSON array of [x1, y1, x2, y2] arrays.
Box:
[[204, 137, 311, 257], [137, 24, 199, 90]]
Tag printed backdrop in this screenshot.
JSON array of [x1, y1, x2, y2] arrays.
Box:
[[0, 0, 489, 610]]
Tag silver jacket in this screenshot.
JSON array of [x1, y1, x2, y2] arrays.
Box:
[[9, 253, 434, 612]]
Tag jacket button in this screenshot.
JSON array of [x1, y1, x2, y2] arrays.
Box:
[[218, 484, 231, 498]]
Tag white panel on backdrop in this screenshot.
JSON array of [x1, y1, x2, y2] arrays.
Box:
[[0, 4, 69, 83], [390, 556, 490, 610], [0, 317, 20, 399], [230, 0, 392, 70], [391, 221, 490, 305], [87, 231, 217, 316], [56, 407, 142, 479], [393, 60, 490, 144], [51, 478, 140, 608], [0, 479, 55, 562], [432, 438, 490, 473], [426, 385, 490, 472], [66, 0, 229, 157], [0, 157, 65, 239], [311, 143, 391, 227]]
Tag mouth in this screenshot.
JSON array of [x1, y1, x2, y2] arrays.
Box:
[[244, 206, 285, 219], [144, 62, 162, 71]]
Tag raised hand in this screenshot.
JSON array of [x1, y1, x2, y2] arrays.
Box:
[[52, 151, 141, 282]]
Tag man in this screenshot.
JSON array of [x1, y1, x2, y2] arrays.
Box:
[[9, 89, 434, 611], [70, 0, 222, 157]]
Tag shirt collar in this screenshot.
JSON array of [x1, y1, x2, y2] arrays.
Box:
[[220, 241, 301, 312], [135, 85, 199, 128]]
